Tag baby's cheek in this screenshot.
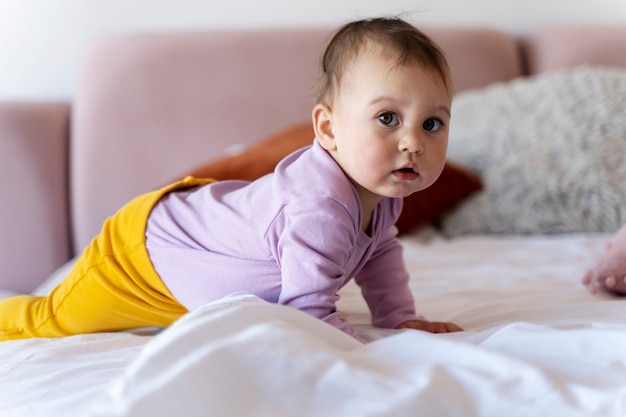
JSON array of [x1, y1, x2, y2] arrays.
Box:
[[427, 159, 447, 185]]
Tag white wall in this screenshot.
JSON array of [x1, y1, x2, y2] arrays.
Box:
[[1, 0, 625, 101]]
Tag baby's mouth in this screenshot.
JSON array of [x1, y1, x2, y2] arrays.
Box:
[[393, 167, 418, 180]]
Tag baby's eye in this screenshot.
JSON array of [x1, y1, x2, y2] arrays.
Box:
[[423, 118, 442, 132], [377, 111, 400, 126]]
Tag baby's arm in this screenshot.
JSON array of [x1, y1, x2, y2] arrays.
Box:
[[356, 227, 463, 333], [583, 223, 626, 295]]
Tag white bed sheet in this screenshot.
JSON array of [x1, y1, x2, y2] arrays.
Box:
[[2, 229, 626, 417]]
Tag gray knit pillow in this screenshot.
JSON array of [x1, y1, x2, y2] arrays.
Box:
[[442, 67, 626, 236]]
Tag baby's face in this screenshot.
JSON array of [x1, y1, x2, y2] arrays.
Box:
[[321, 45, 452, 212]]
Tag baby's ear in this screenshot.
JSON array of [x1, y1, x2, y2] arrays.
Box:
[[312, 104, 336, 151]]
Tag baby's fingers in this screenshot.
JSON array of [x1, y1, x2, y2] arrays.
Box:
[[603, 274, 626, 294], [424, 321, 463, 333], [583, 270, 626, 295], [583, 270, 600, 294]]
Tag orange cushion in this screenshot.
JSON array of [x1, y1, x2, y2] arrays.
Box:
[[186, 124, 482, 235]]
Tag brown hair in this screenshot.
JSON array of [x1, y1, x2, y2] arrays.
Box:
[[314, 17, 451, 105]]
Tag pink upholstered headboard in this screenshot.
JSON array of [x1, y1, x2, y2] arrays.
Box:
[[70, 26, 523, 252], [523, 25, 626, 74], [0, 102, 70, 293]]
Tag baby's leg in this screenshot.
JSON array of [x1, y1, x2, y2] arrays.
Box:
[[0, 182, 190, 342], [583, 223, 626, 295], [0, 239, 186, 341]]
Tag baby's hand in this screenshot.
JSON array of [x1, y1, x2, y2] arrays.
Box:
[[583, 267, 626, 295], [583, 224, 626, 295], [396, 319, 463, 333]]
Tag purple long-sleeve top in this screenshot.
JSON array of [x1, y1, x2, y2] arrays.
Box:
[[145, 138, 420, 339]]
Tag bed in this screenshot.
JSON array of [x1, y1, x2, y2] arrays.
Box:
[[1, 23, 626, 416]]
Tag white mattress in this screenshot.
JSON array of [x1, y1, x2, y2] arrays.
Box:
[[2, 229, 626, 417]]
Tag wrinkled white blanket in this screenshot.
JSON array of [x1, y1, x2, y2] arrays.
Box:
[[84, 293, 626, 417], [2, 230, 626, 417]]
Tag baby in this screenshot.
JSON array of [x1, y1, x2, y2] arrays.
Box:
[[583, 223, 626, 295], [0, 17, 462, 342]]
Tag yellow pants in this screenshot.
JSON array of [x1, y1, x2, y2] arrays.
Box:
[[0, 176, 214, 341]]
